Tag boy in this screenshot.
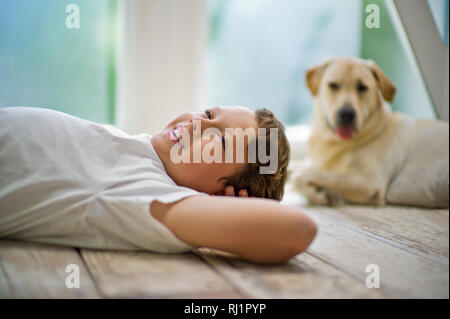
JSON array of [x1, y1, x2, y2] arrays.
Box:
[[0, 106, 316, 264]]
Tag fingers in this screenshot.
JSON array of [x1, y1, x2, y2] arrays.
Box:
[[223, 186, 249, 197], [225, 185, 235, 196], [238, 189, 248, 197]]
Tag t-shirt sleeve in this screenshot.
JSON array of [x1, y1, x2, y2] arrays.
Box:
[[86, 185, 208, 254]]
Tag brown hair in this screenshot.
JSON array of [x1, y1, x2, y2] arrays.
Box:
[[223, 108, 290, 200]]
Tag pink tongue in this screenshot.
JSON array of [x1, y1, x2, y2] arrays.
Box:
[[336, 127, 353, 140]]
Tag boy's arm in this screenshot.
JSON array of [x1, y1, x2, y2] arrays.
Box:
[[150, 195, 317, 264]]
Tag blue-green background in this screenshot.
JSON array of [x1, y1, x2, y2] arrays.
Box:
[[0, 0, 117, 124], [0, 0, 447, 125]]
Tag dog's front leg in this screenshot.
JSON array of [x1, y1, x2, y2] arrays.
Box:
[[292, 170, 343, 206], [292, 169, 386, 206]]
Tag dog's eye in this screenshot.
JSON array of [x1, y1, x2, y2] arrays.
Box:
[[328, 82, 340, 91], [357, 83, 368, 93]]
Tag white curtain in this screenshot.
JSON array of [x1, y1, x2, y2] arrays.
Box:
[[116, 0, 207, 135]]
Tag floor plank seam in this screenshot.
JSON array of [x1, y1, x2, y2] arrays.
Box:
[[310, 210, 450, 267], [76, 249, 103, 299], [373, 227, 449, 259], [0, 254, 13, 298], [194, 252, 250, 298], [339, 224, 449, 267], [193, 253, 250, 299], [304, 251, 394, 298]]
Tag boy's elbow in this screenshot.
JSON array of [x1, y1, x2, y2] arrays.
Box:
[[288, 214, 318, 256], [246, 214, 318, 265]]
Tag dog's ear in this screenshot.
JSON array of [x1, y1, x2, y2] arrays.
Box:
[[366, 60, 397, 102], [306, 58, 333, 96]]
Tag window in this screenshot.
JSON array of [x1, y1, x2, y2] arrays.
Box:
[[0, 0, 118, 124], [361, 0, 439, 119], [2, 0, 445, 128], [206, 0, 361, 126], [206, 0, 447, 125], [428, 0, 449, 45]]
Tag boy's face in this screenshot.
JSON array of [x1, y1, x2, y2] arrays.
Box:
[[151, 106, 258, 194]]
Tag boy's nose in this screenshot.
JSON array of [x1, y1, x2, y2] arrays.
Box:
[[187, 117, 199, 132], [190, 113, 213, 129]]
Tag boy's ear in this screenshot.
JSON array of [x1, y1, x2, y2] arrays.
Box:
[[305, 57, 334, 96], [365, 59, 397, 102]]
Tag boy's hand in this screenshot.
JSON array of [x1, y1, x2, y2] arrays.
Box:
[[225, 185, 248, 197], [213, 186, 248, 197]]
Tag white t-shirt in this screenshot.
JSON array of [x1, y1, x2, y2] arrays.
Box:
[[0, 107, 205, 253]]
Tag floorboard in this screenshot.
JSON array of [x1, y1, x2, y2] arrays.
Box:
[[307, 205, 448, 261], [195, 247, 386, 298], [80, 249, 243, 298], [301, 209, 449, 298], [0, 188, 447, 299], [0, 240, 99, 298]]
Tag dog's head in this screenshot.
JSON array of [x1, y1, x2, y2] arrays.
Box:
[[306, 57, 396, 140]]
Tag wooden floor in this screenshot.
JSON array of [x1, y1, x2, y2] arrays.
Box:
[[0, 186, 448, 299]]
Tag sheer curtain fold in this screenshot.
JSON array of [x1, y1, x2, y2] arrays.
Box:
[[117, 0, 207, 135]]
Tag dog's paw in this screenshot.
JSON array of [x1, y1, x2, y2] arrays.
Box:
[[292, 172, 342, 206], [314, 186, 342, 206]]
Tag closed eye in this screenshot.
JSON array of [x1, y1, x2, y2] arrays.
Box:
[[205, 109, 213, 119], [206, 108, 224, 148], [221, 135, 226, 149]]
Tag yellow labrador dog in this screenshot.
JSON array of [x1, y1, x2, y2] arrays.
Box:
[[292, 57, 449, 208]]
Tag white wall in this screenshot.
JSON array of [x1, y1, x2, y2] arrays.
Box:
[[116, 0, 208, 135]]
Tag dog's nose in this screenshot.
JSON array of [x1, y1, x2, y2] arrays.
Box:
[[338, 106, 356, 126]]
